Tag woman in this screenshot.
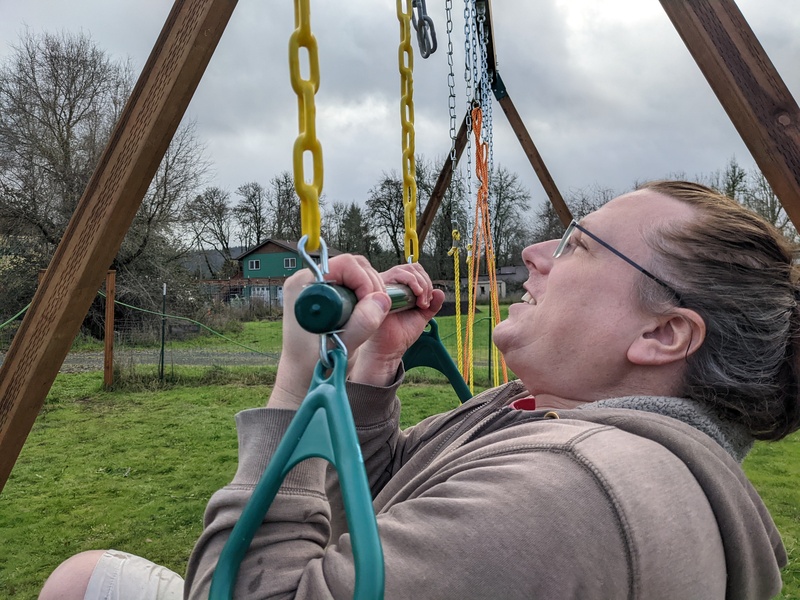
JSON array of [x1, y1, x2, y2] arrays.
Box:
[[42, 181, 796, 599]]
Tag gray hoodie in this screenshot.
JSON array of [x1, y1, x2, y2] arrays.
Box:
[[185, 378, 786, 599]]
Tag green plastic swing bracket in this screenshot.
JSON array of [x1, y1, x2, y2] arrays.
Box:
[[209, 348, 384, 600], [402, 319, 472, 403]]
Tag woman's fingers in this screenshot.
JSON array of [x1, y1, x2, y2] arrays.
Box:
[[287, 255, 443, 359], [335, 291, 391, 355], [381, 262, 434, 309]]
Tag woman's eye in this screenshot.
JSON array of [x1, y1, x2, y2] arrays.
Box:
[[560, 238, 579, 255], [568, 236, 584, 251]]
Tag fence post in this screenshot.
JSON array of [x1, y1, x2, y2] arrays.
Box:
[[104, 271, 116, 388], [159, 283, 166, 383]]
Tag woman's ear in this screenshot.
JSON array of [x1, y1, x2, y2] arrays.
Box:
[[627, 308, 706, 366]]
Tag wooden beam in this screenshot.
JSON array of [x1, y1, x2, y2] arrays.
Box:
[[417, 115, 469, 247], [492, 74, 572, 227], [0, 0, 238, 493], [659, 0, 800, 226]]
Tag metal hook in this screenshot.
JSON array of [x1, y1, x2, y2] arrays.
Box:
[[319, 332, 348, 369], [297, 235, 340, 366], [297, 235, 329, 283]]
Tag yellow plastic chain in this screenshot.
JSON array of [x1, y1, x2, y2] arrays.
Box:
[[397, 0, 419, 262], [465, 242, 475, 392], [289, 0, 323, 252], [447, 230, 464, 378]]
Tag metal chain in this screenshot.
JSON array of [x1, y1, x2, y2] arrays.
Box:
[[470, 1, 479, 102], [444, 0, 463, 368], [445, 0, 460, 236], [411, 0, 437, 58], [463, 0, 476, 225], [475, 5, 505, 385], [446, 0, 457, 166], [397, 0, 419, 262], [289, 0, 323, 252], [477, 1, 493, 179], [463, 0, 473, 106], [444, 0, 460, 232]]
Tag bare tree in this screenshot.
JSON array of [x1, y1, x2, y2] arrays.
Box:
[[703, 157, 798, 242], [487, 166, 533, 266], [705, 157, 748, 202], [530, 201, 565, 244], [0, 30, 209, 322], [742, 171, 798, 241], [184, 187, 237, 278], [0, 30, 130, 248], [268, 171, 302, 241], [234, 181, 269, 248], [119, 120, 208, 269], [366, 172, 405, 263], [322, 200, 349, 249], [414, 156, 437, 218], [569, 185, 616, 218], [420, 159, 469, 280]]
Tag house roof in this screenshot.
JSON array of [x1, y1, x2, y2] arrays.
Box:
[[236, 239, 342, 261]]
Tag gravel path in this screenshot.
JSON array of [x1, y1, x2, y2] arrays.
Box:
[[0, 348, 281, 374]]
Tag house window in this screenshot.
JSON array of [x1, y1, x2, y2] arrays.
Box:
[[284, 257, 297, 269], [248, 259, 260, 271]]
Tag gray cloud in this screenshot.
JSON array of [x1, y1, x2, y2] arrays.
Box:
[[1, 0, 798, 211]]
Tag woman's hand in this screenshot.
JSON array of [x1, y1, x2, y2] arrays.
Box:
[[347, 262, 445, 386], [269, 255, 443, 408]]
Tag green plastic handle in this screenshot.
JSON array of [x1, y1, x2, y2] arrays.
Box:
[[209, 349, 384, 599], [295, 283, 416, 334]]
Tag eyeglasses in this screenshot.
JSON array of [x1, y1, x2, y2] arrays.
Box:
[[554, 219, 685, 306]]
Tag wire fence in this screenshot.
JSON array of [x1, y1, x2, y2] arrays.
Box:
[[0, 295, 506, 387]]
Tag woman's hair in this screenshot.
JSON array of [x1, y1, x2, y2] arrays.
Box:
[[637, 180, 800, 441]]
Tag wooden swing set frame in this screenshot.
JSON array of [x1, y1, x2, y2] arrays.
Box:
[[1, 0, 799, 493]]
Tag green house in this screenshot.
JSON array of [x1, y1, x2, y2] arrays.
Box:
[[236, 240, 340, 305]]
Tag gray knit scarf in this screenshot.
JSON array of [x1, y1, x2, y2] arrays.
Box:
[[578, 395, 754, 463]]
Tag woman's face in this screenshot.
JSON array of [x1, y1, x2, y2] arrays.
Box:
[[492, 190, 694, 405]]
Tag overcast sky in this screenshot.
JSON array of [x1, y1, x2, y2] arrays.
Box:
[[1, 0, 799, 212]]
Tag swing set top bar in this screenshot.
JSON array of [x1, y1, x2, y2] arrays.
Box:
[[1, 0, 800, 493]]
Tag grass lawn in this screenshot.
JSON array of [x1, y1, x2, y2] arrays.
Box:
[[104, 305, 506, 359], [1, 370, 797, 598], [744, 436, 800, 597]]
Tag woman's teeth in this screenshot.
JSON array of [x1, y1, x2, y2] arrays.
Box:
[[521, 292, 537, 305]]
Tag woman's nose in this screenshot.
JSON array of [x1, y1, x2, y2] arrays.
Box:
[[521, 240, 558, 275]]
